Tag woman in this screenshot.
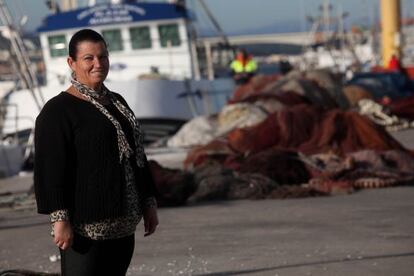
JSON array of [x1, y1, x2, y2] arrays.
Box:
[[34, 29, 159, 275]]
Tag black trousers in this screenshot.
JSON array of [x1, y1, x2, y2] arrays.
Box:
[[60, 233, 135, 276]]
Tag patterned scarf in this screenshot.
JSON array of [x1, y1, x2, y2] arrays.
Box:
[[70, 73, 145, 168]]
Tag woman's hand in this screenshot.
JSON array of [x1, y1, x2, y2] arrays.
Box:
[[143, 207, 159, 237], [53, 221, 73, 250]]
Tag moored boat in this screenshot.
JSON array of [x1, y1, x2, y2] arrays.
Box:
[[2, 0, 234, 142]]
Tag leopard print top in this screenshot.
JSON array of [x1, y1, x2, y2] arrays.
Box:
[[71, 76, 146, 168], [50, 160, 157, 240]]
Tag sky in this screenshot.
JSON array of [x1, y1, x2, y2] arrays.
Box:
[[3, 0, 414, 35]]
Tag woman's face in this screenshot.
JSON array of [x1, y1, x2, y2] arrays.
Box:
[[67, 40, 109, 90]]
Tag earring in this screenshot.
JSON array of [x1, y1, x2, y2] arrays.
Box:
[[71, 71, 77, 80]]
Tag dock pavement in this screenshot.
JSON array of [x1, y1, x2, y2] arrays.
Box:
[[0, 130, 414, 276]]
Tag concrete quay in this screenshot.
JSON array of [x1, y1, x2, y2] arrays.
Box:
[[0, 129, 413, 275], [1, 181, 413, 276]]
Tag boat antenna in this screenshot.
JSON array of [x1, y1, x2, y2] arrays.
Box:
[[45, 0, 60, 13]]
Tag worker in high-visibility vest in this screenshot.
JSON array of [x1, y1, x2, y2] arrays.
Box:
[[230, 49, 258, 85]]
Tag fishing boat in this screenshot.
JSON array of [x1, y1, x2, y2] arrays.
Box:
[[1, 0, 234, 143], [0, 0, 234, 175]]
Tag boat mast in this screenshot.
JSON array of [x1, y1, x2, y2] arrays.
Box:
[[198, 0, 231, 80], [199, 0, 230, 47], [0, 0, 44, 110], [179, 0, 201, 80], [322, 0, 331, 41]]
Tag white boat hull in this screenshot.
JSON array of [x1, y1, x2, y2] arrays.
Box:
[[2, 78, 234, 136]]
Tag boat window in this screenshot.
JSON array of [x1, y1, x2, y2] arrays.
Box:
[[158, 24, 181, 48], [129, 26, 152, 49], [48, 35, 67, 57], [102, 29, 124, 52]]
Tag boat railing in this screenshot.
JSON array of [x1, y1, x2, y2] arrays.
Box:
[[0, 102, 34, 168], [178, 83, 233, 117], [0, 103, 18, 142]]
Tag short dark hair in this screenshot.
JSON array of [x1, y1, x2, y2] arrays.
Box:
[[68, 29, 107, 60]]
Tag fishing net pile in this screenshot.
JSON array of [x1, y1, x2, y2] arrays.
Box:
[[342, 70, 414, 130], [150, 70, 414, 206]]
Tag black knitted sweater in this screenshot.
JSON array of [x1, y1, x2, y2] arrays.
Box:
[[34, 92, 157, 223]]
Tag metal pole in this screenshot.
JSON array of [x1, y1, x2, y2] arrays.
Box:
[[338, 4, 344, 66], [189, 38, 201, 80], [182, 0, 201, 80], [166, 40, 175, 77], [380, 0, 401, 67], [323, 0, 330, 41], [204, 41, 214, 80]]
